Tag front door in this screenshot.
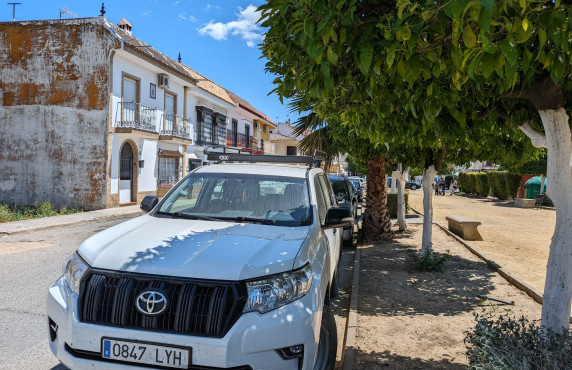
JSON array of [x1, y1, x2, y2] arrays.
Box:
[[119, 143, 134, 204]]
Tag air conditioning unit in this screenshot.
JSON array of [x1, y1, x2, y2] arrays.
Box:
[[158, 74, 170, 89]]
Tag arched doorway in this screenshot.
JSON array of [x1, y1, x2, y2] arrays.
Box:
[[119, 142, 134, 204]]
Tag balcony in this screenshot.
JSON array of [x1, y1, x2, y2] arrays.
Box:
[[225, 130, 252, 149], [115, 102, 158, 133], [160, 114, 192, 141]]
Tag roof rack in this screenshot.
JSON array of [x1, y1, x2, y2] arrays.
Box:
[[204, 147, 325, 167]]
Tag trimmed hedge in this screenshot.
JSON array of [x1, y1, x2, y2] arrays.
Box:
[[487, 172, 509, 200], [387, 191, 409, 218], [445, 175, 454, 188], [506, 173, 523, 199], [475, 172, 490, 197]]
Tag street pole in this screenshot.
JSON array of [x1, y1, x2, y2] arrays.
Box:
[[7, 2, 21, 21]]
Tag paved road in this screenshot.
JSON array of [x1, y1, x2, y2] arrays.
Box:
[[0, 214, 356, 369]]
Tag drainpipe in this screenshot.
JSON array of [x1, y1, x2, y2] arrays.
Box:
[[183, 86, 188, 176]]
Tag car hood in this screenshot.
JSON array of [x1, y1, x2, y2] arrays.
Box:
[[78, 215, 310, 281]]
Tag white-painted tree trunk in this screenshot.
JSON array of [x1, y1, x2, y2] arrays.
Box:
[[522, 108, 572, 331], [540, 174, 546, 194], [539, 109, 572, 331], [394, 168, 407, 231], [390, 174, 397, 194], [421, 165, 437, 256]]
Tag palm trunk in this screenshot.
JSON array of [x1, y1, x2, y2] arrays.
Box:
[[362, 157, 393, 241]]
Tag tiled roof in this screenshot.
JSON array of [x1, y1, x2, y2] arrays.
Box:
[[103, 19, 236, 107], [225, 90, 276, 127], [270, 132, 300, 142]]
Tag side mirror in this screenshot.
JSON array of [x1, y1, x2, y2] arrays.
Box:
[[140, 195, 159, 212], [324, 207, 352, 229]]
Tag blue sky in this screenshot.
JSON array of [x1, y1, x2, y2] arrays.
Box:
[[2, 0, 296, 124]]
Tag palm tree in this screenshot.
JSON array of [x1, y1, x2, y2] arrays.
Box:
[[290, 108, 393, 241]]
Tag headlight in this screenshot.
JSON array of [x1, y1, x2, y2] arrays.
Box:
[[244, 264, 312, 314], [63, 252, 89, 295]]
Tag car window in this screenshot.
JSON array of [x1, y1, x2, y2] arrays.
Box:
[[314, 175, 328, 223], [317, 174, 334, 209], [158, 173, 311, 226], [330, 179, 350, 204]]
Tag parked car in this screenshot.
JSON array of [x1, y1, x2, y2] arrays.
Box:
[[350, 180, 363, 203], [386, 177, 421, 190], [47, 152, 352, 370], [348, 176, 365, 188], [329, 175, 358, 246]]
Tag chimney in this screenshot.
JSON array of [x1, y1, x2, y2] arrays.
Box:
[[117, 18, 132, 35]]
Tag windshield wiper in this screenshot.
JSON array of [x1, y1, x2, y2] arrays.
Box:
[[216, 216, 276, 225], [156, 211, 221, 221]]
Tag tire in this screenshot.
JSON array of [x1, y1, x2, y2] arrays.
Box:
[[313, 305, 337, 370], [343, 227, 353, 246]]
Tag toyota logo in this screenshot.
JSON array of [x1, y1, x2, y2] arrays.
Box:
[[136, 290, 168, 316]]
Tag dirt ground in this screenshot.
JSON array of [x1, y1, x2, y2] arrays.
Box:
[[354, 222, 543, 369], [407, 190, 556, 294]]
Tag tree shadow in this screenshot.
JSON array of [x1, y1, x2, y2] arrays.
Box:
[[357, 238, 496, 317], [354, 348, 467, 369]]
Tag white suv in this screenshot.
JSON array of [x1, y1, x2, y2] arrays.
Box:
[[47, 153, 351, 370]]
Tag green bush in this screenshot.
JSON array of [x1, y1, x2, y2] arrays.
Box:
[[387, 191, 409, 218], [465, 315, 572, 369], [413, 250, 452, 272], [462, 173, 478, 195], [488, 172, 510, 200], [475, 173, 490, 197], [506, 173, 523, 199]]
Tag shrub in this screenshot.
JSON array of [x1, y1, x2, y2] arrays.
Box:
[[506, 173, 523, 199], [386, 191, 409, 218], [475, 172, 490, 197], [488, 172, 510, 200], [0, 201, 82, 223], [465, 315, 572, 369], [413, 249, 452, 272], [462, 173, 478, 195]]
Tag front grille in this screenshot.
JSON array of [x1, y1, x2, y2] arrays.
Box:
[[79, 270, 247, 338]]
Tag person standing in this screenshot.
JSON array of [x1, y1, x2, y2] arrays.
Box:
[[449, 178, 457, 195]]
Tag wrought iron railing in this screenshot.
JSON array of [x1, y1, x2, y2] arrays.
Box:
[[161, 114, 192, 140], [115, 102, 157, 133]]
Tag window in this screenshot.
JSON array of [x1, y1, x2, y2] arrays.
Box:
[[287, 146, 297, 156], [232, 119, 238, 146], [314, 176, 328, 223], [158, 156, 180, 186]]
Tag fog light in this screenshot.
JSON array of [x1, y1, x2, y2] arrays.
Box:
[[48, 317, 58, 342], [276, 344, 304, 359]]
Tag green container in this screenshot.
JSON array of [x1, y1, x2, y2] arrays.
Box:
[[524, 176, 547, 199]]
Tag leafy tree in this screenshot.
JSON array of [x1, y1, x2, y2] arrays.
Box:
[[260, 0, 568, 332]]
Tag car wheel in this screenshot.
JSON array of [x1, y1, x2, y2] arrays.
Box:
[[410, 185, 417, 190], [313, 305, 337, 370]]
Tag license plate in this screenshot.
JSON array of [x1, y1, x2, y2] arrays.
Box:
[[102, 338, 190, 369]]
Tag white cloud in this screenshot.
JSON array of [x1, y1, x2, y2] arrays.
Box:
[[198, 5, 263, 48], [178, 11, 198, 23]]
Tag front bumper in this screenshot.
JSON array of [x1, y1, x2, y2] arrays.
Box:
[[47, 276, 321, 370]]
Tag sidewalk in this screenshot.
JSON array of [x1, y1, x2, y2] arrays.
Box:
[[0, 205, 143, 235], [349, 221, 543, 369]]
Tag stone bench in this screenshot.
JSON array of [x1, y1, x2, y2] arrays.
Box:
[[515, 198, 536, 208], [445, 215, 483, 241]]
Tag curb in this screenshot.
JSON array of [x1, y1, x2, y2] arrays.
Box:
[[410, 207, 544, 305], [342, 243, 360, 370], [0, 209, 143, 236]]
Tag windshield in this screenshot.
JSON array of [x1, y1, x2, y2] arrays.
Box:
[[157, 173, 312, 226]]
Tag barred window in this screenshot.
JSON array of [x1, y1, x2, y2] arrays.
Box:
[[159, 156, 178, 185]]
